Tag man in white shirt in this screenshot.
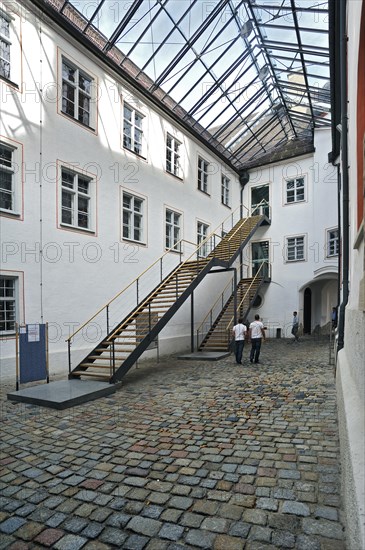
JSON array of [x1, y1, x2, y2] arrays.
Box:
[[249, 314, 266, 363], [232, 317, 247, 364]]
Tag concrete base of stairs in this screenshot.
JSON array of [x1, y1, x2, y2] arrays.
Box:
[[7, 379, 120, 410], [177, 351, 230, 361]]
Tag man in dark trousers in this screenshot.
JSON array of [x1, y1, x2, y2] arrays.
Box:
[[249, 314, 266, 363], [232, 317, 247, 364], [291, 311, 299, 342]]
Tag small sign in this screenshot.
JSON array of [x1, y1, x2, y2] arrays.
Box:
[[28, 324, 40, 342]]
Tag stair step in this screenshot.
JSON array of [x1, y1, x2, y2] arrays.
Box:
[[79, 363, 114, 368]]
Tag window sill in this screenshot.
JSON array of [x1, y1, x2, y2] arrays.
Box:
[[0, 75, 19, 89], [122, 237, 146, 247], [60, 223, 95, 234], [198, 188, 210, 197], [221, 202, 231, 209], [165, 247, 182, 254], [285, 258, 306, 263], [61, 111, 96, 132], [123, 147, 147, 161], [0, 209, 21, 218], [165, 170, 183, 182]]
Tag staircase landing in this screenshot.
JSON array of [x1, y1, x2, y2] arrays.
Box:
[[7, 379, 119, 410], [177, 351, 230, 361]]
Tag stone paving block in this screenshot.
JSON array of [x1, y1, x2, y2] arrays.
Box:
[[127, 516, 162, 537], [281, 500, 310, 517], [213, 534, 245, 550], [201, 516, 229, 533], [34, 528, 64, 547], [243, 508, 267, 525], [185, 528, 216, 548], [158, 522, 185, 541], [271, 529, 296, 548], [53, 533, 88, 550], [180, 512, 204, 528], [228, 521, 251, 539], [13, 521, 44, 541], [0, 517, 27, 534], [296, 534, 321, 549], [302, 517, 344, 539], [80, 522, 104, 539], [160, 508, 183, 523]]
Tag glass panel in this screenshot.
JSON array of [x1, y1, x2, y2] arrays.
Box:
[[0, 145, 12, 167], [62, 171, 74, 189], [78, 177, 89, 194]]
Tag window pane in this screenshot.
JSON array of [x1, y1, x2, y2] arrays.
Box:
[[62, 61, 75, 82], [79, 74, 91, 94], [123, 194, 132, 209], [78, 196, 89, 213], [78, 177, 89, 194], [62, 171, 74, 189], [0, 145, 12, 167]]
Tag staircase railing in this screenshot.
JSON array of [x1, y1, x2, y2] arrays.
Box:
[[225, 261, 270, 335], [251, 199, 271, 219], [199, 262, 270, 350], [196, 262, 250, 349], [66, 204, 250, 373]]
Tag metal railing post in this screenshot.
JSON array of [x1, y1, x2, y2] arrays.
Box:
[[136, 278, 139, 304], [106, 305, 110, 335], [160, 258, 163, 282], [68, 339, 72, 375]]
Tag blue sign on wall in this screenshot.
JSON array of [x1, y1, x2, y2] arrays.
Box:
[[19, 324, 47, 384]]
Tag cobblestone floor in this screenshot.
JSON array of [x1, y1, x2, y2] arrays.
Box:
[[0, 338, 346, 549]]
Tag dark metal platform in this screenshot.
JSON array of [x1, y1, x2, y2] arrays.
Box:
[[7, 379, 118, 410], [177, 351, 230, 361]]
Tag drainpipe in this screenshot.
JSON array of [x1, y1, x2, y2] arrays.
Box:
[[239, 171, 250, 280], [337, 0, 350, 353]]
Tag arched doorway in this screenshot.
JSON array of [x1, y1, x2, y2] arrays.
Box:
[[304, 287, 312, 334]]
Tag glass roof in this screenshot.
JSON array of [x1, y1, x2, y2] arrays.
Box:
[[41, 0, 331, 170]]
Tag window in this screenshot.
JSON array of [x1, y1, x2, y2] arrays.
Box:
[[327, 228, 339, 257], [61, 168, 92, 230], [123, 192, 144, 242], [221, 174, 230, 206], [166, 134, 182, 177], [0, 276, 16, 333], [198, 157, 209, 193], [0, 143, 15, 212], [166, 209, 181, 251], [197, 221, 209, 257], [285, 176, 305, 203], [0, 11, 11, 80], [286, 236, 305, 261], [123, 104, 144, 156], [62, 58, 94, 127]]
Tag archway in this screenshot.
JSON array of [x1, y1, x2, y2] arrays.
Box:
[[303, 288, 312, 334]]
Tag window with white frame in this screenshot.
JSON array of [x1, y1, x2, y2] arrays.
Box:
[[286, 235, 305, 261], [61, 168, 93, 230], [123, 103, 144, 156], [327, 228, 339, 257], [166, 209, 181, 251], [285, 176, 305, 203], [62, 57, 94, 127], [221, 174, 230, 206], [166, 134, 182, 177], [198, 157, 209, 194], [0, 142, 15, 212], [197, 221, 209, 257], [0, 8, 21, 86], [0, 276, 16, 333], [123, 192, 144, 242], [0, 11, 11, 80]]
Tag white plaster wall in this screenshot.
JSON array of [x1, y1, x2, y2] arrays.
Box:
[[0, 2, 242, 379], [335, 1, 365, 548], [244, 129, 338, 334]]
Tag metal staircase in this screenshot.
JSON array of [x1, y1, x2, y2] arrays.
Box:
[[67, 209, 268, 383], [197, 268, 269, 352]]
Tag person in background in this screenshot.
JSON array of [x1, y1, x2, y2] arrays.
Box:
[[232, 317, 247, 365], [249, 314, 266, 364], [331, 306, 338, 329], [291, 311, 299, 342]]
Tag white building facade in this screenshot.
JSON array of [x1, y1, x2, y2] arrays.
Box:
[[1, 0, 338, 380]]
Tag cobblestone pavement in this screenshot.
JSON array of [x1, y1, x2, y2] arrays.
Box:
[[0, 338, 346, 549]]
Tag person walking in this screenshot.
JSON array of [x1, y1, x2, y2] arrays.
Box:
[[232, 317, 247, 364], [249, 314, 266, 363], [291, 311, 299, 342]]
